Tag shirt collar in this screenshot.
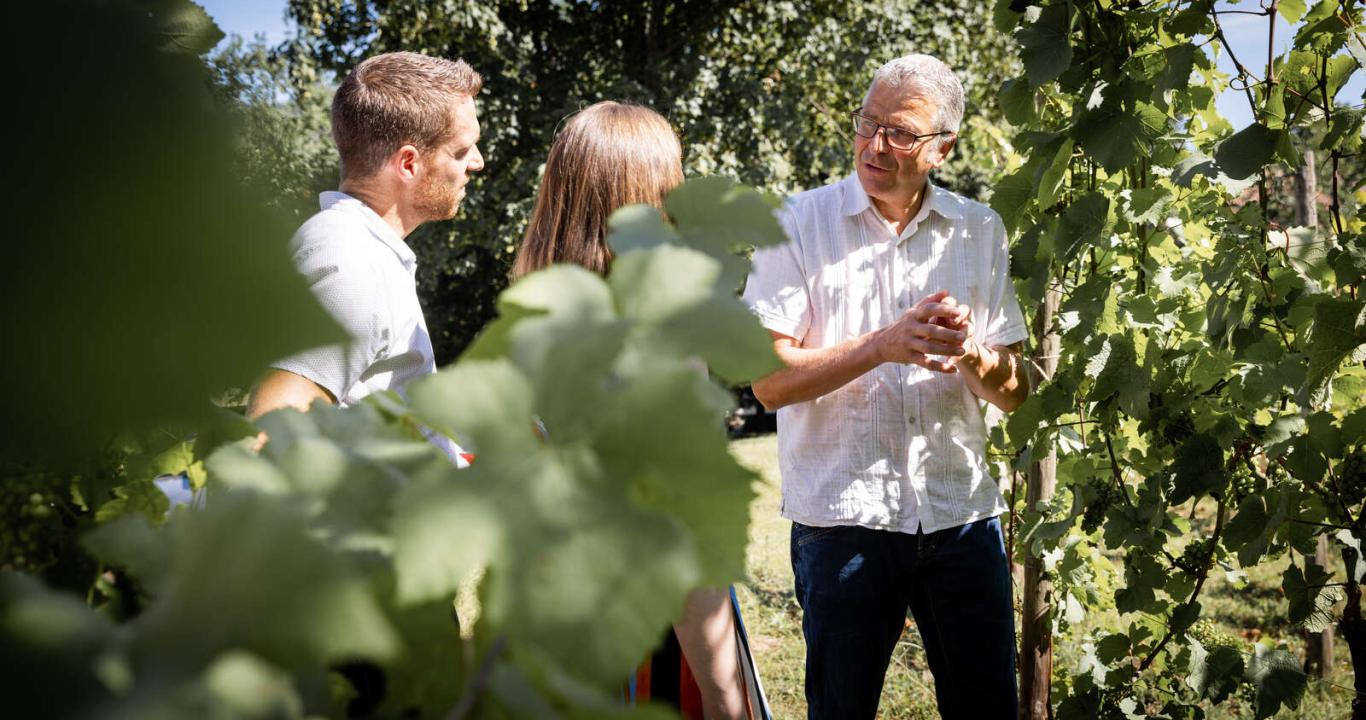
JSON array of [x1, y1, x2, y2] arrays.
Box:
[[319, 191, 419, 268], [838, 173, 965, 223]]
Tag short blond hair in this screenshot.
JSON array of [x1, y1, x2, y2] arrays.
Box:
[[331, 51, 483, 179]]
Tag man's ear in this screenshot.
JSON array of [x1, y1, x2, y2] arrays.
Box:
[[930, 134, 957, 168], [392, 144, 421, 181]]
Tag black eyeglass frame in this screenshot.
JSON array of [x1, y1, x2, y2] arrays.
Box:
[[849, 109, 952, 150]]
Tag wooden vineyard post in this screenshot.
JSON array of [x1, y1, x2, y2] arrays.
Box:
[[1020, 284, 1061, 719]]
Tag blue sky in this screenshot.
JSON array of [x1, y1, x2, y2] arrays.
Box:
[[200, 0, 1361, 131], [201, 0, 290, 46]]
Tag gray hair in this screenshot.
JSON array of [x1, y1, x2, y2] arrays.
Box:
[[866, 54, 965, 136]]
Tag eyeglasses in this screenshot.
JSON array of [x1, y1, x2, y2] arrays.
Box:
[[850, 110, 950, 150]]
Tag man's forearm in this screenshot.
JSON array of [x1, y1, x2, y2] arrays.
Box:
[[751, 331, 885, 411], [956, 342, 1028, 412], [247, 368, 335, 420]]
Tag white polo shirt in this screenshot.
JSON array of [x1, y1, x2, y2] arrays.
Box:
[[274, 191, 436, 406], [743, 174, 1028, 535]]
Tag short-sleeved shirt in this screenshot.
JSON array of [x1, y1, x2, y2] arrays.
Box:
[[742, 174, 1028, 535], [273, 191, 437, 406]]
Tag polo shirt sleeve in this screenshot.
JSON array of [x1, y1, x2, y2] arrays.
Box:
[[981, 212, 1029, 348], [742, 203, 812, 341], [271, 242, 388, 402]]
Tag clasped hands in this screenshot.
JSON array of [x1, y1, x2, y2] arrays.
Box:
[[875, 289, 978, 374]]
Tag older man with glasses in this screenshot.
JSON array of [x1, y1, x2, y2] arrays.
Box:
[[743, 54, 1030, 719]]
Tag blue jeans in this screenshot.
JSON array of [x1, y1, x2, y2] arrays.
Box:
[[791, 516, 1018, 719]]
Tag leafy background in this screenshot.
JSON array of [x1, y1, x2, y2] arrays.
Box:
[[3, 0, 1366, 718]]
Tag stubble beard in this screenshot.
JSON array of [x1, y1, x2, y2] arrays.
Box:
[[415, 172, 461, 223]]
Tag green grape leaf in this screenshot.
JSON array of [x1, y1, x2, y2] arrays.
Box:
[[1245, 644, 1307, 719], [1337, 530, 1366, 581], [992, 0, 1024, 33], [998, 77, 1036, 126], [654, 296, 781, 384], [1115, 551, 1166, 614], [1323, 107, 1364, 153], [608, 242, 707, 306], [1170, 433, 1225, 504], [131, 491, 398, 675], [1168, 5, 1213, 35], [459, 301, 548, 363], [398, 355, 738, 685], [595, 366, 757, 586], [1187, 639, 1244, 703], [200, 651, 306, 719], [1294, 0, 1351, 53], [1224, 490, 1289, 566], [1213, 123, 1280, 180], [1072, 99, 1167, 173], [1088, 332, 1148, 417], [1172, 154, 1257, 195], [1055, 192, 1111, 263], [190, 407, 258, 463], [1271, 227, 1333, 291], [1124, 187, 1172, 226], [989, 168, 1035, 233], [665, 176, 784, 289], [83, 514, 174, 595], [606, 204, 682, 255], [94, 478, 171, 525], [3, 2, 345, 462], [1282, 561, 1341, 632], [156, 0, 225, 55], [1262, 415, 1306, 459], [0, 572, 123, 718], [1332, 233, 1366, 287], [1155, 43, 1199, 93], [1299, 297, 1366, 408], [1017, 2, 1073, 87], [366, 570, 465, 718], [1278, 0, 1308, 23], [1035, 138, 1075, 209], [610, 245, 774, 379]]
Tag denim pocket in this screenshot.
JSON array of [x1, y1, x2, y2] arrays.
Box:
[[792, 522, 846, 548]]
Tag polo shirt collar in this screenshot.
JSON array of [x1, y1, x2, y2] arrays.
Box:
[[319, 191, 419, 268], [838, 173, 965, 223]]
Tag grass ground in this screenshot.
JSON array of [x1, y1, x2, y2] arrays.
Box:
[[727, 434, 1355, 719]]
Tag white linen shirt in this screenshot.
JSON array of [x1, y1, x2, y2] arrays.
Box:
[[743, 174, 1028, 535], [273, 191, 437, 407]]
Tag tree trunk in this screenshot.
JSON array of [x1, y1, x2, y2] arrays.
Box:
[[1340, 544, 1366, 720], [1294, 148, 1318, 229], [1293, 152, 1333, 679], [1306, 534, 1335, 677], [1019, 286, 1060, 720]]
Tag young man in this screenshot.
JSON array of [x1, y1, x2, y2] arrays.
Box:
[[744, 54, 1029, 719], [249, 52, 483, 437]]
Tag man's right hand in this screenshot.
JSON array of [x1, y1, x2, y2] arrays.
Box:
[[875, 289, 970, 373]]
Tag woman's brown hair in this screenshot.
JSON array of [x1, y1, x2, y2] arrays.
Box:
[[511, 101, 684, 279]]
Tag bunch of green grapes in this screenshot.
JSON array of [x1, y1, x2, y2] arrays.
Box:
[[1081, 480, 1119, 534], [1228, 466, 1260, 502], [1174, 538, 1212, 574], [1338, 446, 1366, 506], [0, 472, 69, 573], [1186, 618, 1241, 652]]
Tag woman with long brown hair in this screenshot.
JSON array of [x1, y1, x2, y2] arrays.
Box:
[[511, 101, 769, 720]]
